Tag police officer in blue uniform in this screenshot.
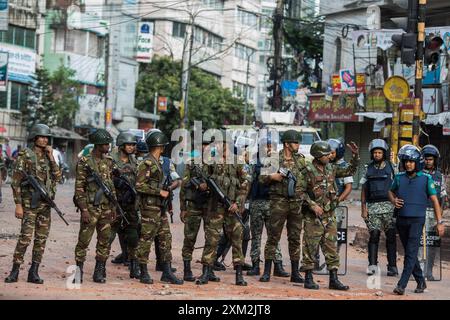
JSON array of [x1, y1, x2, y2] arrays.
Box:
[[421, 144, 448, 280], [388, 145, 445, 295]]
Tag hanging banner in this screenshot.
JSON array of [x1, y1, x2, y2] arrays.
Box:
[[0, 0, 8, 31], [351, 29, 404, 50], [332, 72, 365, 94], [136, 22, 154, 63], [157, 96, 168, 112], [308, 94, 359, 122], [0, 51, 8, 91]]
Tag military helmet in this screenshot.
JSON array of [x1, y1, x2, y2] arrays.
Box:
[[398, 144, 424, 172], [327, 138, 345, 161], [89, 128, 113, 145], [281, 130, 301, 144], [28, 124, 52, 141], [136, 140, 149, 153], [310, 141, 332, 159], [421, 144, 440, 159], [116, 131, 137, 147], [369, 139, 389, 160], [146, 130, 169, 148]]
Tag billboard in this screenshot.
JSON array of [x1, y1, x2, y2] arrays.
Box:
[[136, 22, 154, 63], [0, 51, 8, 91], [0, 0, 8, 31]]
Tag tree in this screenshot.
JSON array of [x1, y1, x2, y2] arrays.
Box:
[[21, 63, 82, 130], [135, 56, 251, 134], [283, 16, 325, 91]]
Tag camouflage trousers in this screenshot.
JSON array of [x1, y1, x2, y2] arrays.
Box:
[[136, 206, 172, 265], [182, 203, 207, 261], [201, 204, 244, 266], [249, 199, 282, 263], [75, 204, 113, 263], [13, 202, 51, 265], [109, 207, 140, 260], [365, 201, 396, 232], [264, 199, 303, 261], [302, 210, 339, 271]]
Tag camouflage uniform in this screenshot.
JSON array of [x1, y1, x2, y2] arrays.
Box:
[[180, 161, 211, 261], [200, 163, 250, 266], [11, 148, 61, 265], [135, 154, 172, 264], [110, 150, 139, 260], [300, 155, 359, 271], [261, 150, 307, 262], [74, 154, 117, 263]]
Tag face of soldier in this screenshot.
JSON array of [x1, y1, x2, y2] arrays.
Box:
[[372, 149, 384, 162], [123, 143, 136, 155], [97, 144, 110, 154], [424, 156, 435, 170], [404, 160, 416, 173], [318, 154, 330, 165], [329, 150, 337, 162], [34, 136, 49, 149], [285, 142, 299, 154]]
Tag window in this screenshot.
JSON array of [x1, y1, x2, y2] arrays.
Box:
[[88, 32, 104, 58], [172, 22, 186, 38], [86, 85, 101, 95], [202, 0, 224, 10], [65, 30, 87, 55], [10, 82, 28, 111], [238, 8, 259, 28], [193, 26, 223, 51], [234, 43, 256, 62], [261, 8, 274, 30], [232, 81, 255, 100], [0, 25, 36, 49], [0, 90, 6, 109]]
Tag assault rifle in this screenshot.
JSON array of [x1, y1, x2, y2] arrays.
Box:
[[85, 165, 129, 225], [21, 170, 69, 226], [161, 174, 174, 223], [278, 167, 297, 198]]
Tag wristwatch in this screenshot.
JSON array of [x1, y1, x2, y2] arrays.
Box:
[[437, 219, 444, 225]]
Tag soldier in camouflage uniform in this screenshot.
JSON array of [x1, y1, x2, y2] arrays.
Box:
[[134, 130, 183, 285], [109, 131, 140, 278], [5, 124, 61, 284], [180, 137, 213, 281], [300, 141, 359, 290], [247, 135, 286, 277], [259, 130, 306, 284], [73, 129, 117, 283], [196, 135, 250, 286], [360, 139, 398, 276]]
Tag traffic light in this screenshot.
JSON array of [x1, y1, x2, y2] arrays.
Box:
[[424, 35, 443, 70], [391, 33, 417, 66]]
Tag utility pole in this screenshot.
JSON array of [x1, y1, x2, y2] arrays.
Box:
[[243, 51, 254, 126], [271, 0, 284, 111], [181, 15, 195, 129], [413, 0, 426, 147]]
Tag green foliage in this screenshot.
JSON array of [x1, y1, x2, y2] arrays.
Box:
[[135, 56, 252, 134], [21, 62, 81, 130]]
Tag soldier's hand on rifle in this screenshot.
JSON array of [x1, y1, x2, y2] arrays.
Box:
[[180, 210, 187, 223], [393, 197, 404, 209], [15, 204, 24, 219], [199, 182, 208, 191], [160, 190, 170, 198], [346, 141, 359, 155], [312, 205, 324, 217], [228, 202, 239, 213], [45, 146, 55, 161], [81, 209, 90, 224], [270, 173, 284, 182]]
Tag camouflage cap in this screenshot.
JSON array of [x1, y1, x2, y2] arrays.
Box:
[[89, 129, 113, 145]]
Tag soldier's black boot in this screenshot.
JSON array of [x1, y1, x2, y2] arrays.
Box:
[[304, 270, 319, 290], [129, 259, 140, 279], [367, 230, 380, 275], [196, 265, 210, 285], [213, 260, 226, 271], [386, 228, 398, 277], [183, 260, 195, 282], [160, 262, 183, 285], [290, 261, 304, 283], [139, 264, 153, 284], [208, 267, 221, 282], [329, 269, 349, 291], [73, 262, 83, 284], [247, 260, 260, 276], [259, 259, 272, 282], [274, 260, 290, 277], [5, 263, 20, 283], [27, 262, 44, 284], [111, 252, 126, 264], [93, 260, 106, 283], [235, 265, 247, 286]]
